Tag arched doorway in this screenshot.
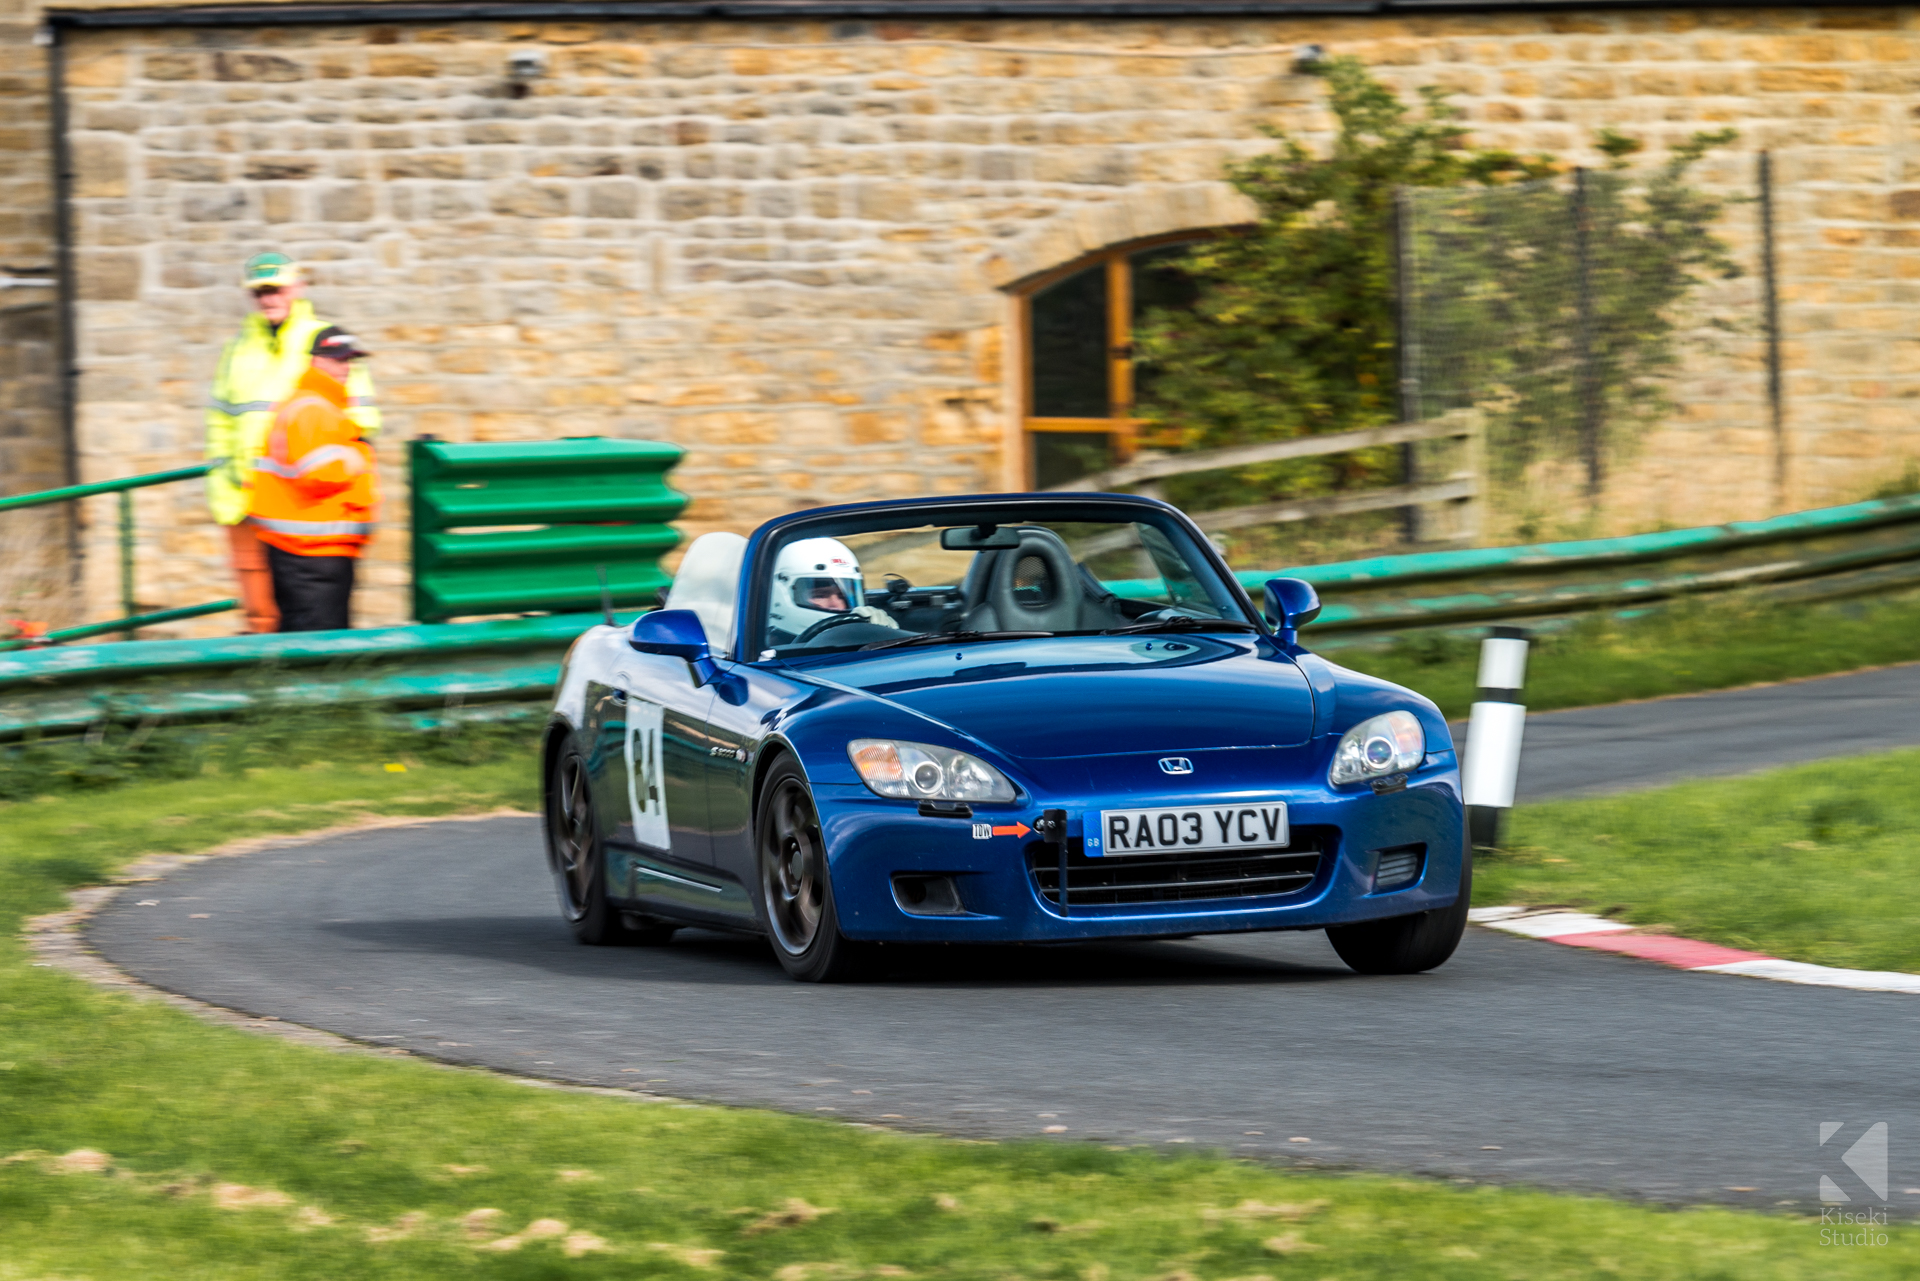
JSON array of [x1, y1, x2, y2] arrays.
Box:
[[1016, 234, 1208, 489]]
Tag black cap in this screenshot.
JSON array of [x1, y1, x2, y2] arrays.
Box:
[[309, 325, 370, 361]]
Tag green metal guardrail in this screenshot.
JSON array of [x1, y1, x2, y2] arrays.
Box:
[[1244, 491, 1920, 637], [0, 613, 608, 740], [0, 461, 236, 649], [410, 437, 688, 623], [10, 488, 1920, 739]]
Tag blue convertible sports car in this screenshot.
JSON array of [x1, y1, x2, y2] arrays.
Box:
[[541, 494, 1469, 982]]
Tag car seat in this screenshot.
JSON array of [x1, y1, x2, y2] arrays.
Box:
[[959, 527, 1087, 633]]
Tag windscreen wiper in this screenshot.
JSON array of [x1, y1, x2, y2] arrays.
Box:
[[861, 629, 1053, 651], [1101, 616, 1260, 636]]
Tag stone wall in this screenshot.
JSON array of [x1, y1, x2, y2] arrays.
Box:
[[57, 14, 1277, 627], [0, 298, 68, 627], [43, 8, 1920, 629], [0, 298, 56, 494], [0, 0, 49, 277], [0, 0, 67, 627]]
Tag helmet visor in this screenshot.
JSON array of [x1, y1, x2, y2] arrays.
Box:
[[791, 576, 861, 614]]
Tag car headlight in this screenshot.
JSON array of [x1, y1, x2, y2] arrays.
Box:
[[848, 738, 1017, 802], [1328, 710, 1425, 786]]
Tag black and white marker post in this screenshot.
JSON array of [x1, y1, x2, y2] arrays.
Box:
[[1462, 626, 1530, 851]]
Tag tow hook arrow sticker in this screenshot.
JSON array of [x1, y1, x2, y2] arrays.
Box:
[[990, 822, 1032, 838]]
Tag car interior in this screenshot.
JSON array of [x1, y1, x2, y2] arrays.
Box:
[[760, 522, 1251, 655], [877, 528, 1145, 634]]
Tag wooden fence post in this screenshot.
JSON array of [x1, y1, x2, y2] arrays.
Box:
[[1455, 409, 1485, 545]]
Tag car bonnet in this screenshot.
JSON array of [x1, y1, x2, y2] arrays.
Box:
[[804, 633, 1316, 760]]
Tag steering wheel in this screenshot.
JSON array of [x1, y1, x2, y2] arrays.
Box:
[[987, 531, 1083, 634], [791, 611, 878, 645]]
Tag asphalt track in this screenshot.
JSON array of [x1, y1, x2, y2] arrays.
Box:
[[1496, 660, 1920, 801], [88, 664, 1920, 1208]]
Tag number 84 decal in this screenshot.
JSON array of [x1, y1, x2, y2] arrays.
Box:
[[622, 697, 671, 852]]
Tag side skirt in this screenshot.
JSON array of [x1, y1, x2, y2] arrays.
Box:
[[607, 841, 758, 930]]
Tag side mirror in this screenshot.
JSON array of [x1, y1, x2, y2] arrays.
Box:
[[1263, 577, 1322, 646], [630, 609, 720, 687]]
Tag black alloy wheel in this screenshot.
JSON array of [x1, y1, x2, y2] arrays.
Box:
[[545, 748, 631, 946], [1326, 846, 1473, 975], [756, 758, 869, 982]]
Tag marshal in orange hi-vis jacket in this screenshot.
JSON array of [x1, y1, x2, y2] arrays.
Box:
[[248, 326, 379, 631]]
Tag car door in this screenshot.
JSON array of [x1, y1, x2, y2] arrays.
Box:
[[703, 660, 813, 895], [593, 653, 717, 913]]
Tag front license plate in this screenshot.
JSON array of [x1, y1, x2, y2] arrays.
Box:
[[1089, 804, 1289, 857]]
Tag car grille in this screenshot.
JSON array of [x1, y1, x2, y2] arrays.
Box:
[[1031, 835, 1325, 908]]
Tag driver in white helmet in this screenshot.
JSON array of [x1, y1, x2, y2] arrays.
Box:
[[767, 537, 900, 646]]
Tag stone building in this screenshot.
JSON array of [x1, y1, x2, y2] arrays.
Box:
[[5, 1, 1920, 630]]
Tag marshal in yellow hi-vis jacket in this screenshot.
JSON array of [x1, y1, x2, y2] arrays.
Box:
[[204, 253, 378, 631], [204, 300, 379, 526]]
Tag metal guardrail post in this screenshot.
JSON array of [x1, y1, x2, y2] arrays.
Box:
[[1573, 168, 1603, 504], [118, 488, 135, 638], [1396, 185, 1424, 544], [408, 436, 430, 626], [1760, 150, 1787, 508]]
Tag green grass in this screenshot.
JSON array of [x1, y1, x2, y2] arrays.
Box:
[[1480, 750, 1920, 974], [1331, 589, 1920, 719], [1, 769, 1915, 1275]]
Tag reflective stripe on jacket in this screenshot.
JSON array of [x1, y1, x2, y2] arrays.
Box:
[[252, 515, 377, 538], [248, 368, 379, 558], [205, 299, 381, 525]]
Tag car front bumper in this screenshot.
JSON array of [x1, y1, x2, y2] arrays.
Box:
[[814, 754, 1466, 944]]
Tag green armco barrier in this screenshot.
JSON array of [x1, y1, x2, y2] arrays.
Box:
[[1226, 491, 1920, 635], [0, 613, 619, 740], [12, 488, 1920, 740], [410, 437, 688, 623], [1254, 491, 1920, 591]]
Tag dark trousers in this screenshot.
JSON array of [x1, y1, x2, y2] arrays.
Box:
[[265, 545, 356, 632]]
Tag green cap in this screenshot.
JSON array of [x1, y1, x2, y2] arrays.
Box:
[[242, 252, 301, 290]]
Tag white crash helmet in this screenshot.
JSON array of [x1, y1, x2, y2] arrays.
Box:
[[768, 536, 865, 640]]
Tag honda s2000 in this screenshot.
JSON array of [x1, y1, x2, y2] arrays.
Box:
[[541, 494, 1468, 982]]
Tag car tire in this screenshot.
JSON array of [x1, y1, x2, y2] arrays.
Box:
[[545, 746, 634, 947], [755, 757, 870, 983], [1326, 847, 1473, 976]]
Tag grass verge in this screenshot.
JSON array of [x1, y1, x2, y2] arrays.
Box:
[[1330, 589, 1920, 719], [0, 769, 1914, 1275], [1481, 750, 1920, 973]]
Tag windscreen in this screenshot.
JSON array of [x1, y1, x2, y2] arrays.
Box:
[[754, 510, 1256, 659]]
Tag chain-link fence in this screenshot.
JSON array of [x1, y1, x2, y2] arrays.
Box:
[[1399, 162, 1775, 544]]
